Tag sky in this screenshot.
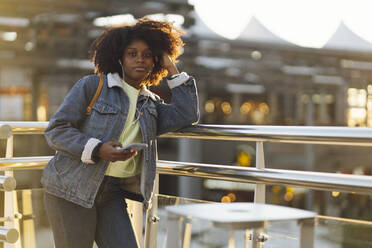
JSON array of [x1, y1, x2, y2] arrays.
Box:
[[189, 0, 372, 48]]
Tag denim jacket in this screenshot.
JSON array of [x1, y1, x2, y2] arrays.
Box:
[[41, 72, 199, 208]]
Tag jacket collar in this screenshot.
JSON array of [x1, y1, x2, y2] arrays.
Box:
[[107, 73, 156, 101]]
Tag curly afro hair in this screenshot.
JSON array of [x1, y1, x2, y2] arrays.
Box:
[[89, 17, 184, 86]]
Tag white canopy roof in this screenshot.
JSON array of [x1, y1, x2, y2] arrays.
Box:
[[189, 1, 372, 53]]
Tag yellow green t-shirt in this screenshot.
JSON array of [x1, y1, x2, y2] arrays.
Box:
[[105, 80, 143, 178]]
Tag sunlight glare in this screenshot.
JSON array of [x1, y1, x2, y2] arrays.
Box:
[[253, 0, 341, 48], [341, 0, 372, 43], [190, 0, 253, 39], [190, 0, 372, 49]]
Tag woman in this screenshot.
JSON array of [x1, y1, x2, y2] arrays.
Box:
[[42, 17, 199, 248]]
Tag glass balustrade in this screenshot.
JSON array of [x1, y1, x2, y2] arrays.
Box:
[[0, 190, 371, 247], [156, 194, 372, 248]]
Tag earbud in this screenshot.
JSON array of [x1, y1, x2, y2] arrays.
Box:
[[118, 60, 125, 78]]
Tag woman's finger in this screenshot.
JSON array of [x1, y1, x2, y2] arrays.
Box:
[[106, 149, 135, 161], [118, 150, 137, 161], [108, 141, 122, 148]]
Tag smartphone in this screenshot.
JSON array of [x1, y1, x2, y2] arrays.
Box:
[[117, 142, 148, 152]]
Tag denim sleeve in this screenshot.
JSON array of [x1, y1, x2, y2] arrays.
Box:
[[155, 76, 200, 136], [44, 75, 100, 159]]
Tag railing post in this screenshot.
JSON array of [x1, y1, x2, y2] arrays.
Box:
[[299, 218, 315, 248], [253, 141, 266, 248], [144, 173, 159, 248], [5, 136, 13, 159], [128, 199, 143, 247], [254, 141, 265, 203], [4, 134, 21, 248]]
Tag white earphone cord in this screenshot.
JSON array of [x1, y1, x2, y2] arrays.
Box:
[[115, 63, 149, 174]]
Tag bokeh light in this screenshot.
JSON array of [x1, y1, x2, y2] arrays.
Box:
[[221, 101, 232, 115]]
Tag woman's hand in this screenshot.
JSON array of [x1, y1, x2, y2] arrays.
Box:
[[162, 53, 179, 76], [97, 141, 137, 162]]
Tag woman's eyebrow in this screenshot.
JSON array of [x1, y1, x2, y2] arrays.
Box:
[[127, 47, 152, 51]]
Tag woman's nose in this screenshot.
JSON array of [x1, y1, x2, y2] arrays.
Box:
[[136, 54, 145, 62]]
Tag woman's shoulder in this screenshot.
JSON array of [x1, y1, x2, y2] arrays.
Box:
[[78, 74, 100, 86], [74, 74, 106, 91], [65, 74, 105, 101]]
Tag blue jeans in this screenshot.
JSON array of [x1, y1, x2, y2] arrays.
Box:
[[44, 176, 138, 248]]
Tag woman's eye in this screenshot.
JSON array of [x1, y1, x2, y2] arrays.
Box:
[[144, 53, 153, 58], [129, 52, 137, 57]]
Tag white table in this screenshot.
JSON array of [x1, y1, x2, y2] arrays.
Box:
[[165, 202, 316, 248]]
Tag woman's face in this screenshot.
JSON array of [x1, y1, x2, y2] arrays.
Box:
[[121, 39, 154, 89]]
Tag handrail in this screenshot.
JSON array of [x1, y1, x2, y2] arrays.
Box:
[[0, 122, 48, 134], [162, 124, 372, 146], [2, 121, 372, 247], [0, 156, 50, 170], [1, 157, 372, 195], [157, 160, 372, 195], [3, 121, 372, 146]]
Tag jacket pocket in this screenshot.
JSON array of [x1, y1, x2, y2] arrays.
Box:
[[92, 101, 119, 114], [53, 153, 76, 176], [86, 101, 120, 139]]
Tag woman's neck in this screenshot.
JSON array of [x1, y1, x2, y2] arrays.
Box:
[[123, 77, 143, 90]]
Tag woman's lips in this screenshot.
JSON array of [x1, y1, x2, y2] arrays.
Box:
[[134, 67, 146, 72]]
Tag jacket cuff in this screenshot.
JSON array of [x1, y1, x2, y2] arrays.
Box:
[[82, 138, 102, 164], [166, 72, 189, 89]]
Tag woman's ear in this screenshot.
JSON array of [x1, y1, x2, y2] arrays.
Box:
[[154, 55, 159, 65]]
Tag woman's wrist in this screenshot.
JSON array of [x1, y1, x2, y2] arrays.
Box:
[[166, 64, 179, 77], [92, 142, 104, 161], [166, 72, 189, 89]]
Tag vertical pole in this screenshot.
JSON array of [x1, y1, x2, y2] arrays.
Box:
[[182, 219, 192, 248], [165, 213, 180, 248], [5, 136, 13, 159], [254, 141, 265, 204], [144, 174, 159, 248], [252, 141, 265, 248], [4, 135, 21, 248], [178, 139, 202, 199], [305, 144, 314, 210], [244, 229, 251, 248], [305, 96, 314, 210], [299, 218, 315, 248], [128, 200, 143, 248], [21, 190, 35, 248], [228, 228, 235, 248]]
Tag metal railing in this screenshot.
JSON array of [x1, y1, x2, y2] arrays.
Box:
[[1, 121, 372, 247], [156, 160, 372, 194]]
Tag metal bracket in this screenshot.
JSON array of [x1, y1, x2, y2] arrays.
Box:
[[248, 233, 268, 242], [150, 216, 160, 223], [0, 213, 22, 223]]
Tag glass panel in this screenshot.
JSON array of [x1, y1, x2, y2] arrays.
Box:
[[316, 216, 372, 248], [2, 191, 372, 247], [156, 194, 372, 248], [1, 188, 54, 248], [157, 194, 211, 247]]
